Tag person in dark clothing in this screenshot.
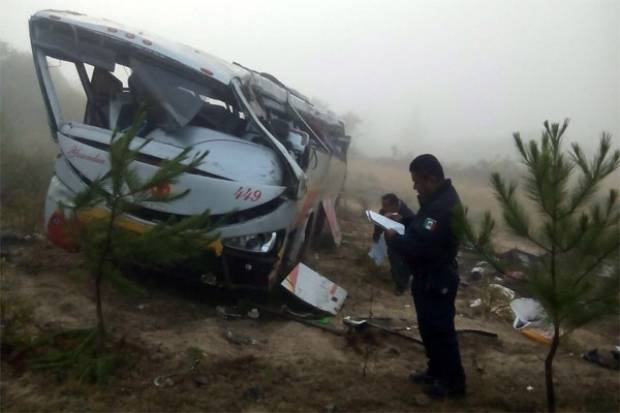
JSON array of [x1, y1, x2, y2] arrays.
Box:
[[372, 194, 414, 295], [384, 154, 466, 399]]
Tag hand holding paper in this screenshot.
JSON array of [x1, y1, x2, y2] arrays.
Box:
[[365, 210, 405, 235]]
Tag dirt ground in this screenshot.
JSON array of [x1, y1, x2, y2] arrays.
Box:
[[1, 206, 619, 412]]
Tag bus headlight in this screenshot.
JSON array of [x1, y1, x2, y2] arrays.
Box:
[[223, 231, 278, 253]]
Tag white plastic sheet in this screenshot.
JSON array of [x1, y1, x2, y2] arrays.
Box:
[[510, 298, 547, 329]]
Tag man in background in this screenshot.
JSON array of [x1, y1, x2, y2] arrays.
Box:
[[384, 155, 466, 399], [372, 193, 414, 295]]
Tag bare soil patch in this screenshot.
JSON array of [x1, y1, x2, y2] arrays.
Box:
[[1, 208, 618, 412]]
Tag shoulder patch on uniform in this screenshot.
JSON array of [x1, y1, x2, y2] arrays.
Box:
[[423, 217, 438, 231]]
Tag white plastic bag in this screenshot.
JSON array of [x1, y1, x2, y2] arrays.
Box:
[[368, 233, 388, 265]]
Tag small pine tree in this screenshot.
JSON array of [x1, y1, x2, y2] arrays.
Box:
[[67, 109, 220, 350], [456, 120, 620, 412]]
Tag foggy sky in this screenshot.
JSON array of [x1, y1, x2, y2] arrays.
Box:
[[1, 0, 618, 162]]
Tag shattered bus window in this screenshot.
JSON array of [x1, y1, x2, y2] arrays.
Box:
[[44, 57, 87, 124]]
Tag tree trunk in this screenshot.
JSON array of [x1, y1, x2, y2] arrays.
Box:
[[95, 269, 105, 352], [545, 325, 561, 412], [94, 202, 117, 353]]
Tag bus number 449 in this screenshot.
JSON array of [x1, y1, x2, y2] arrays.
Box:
[[234, 186, 262, 202]]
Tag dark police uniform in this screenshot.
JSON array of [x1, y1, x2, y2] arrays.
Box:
[[386, 179, 465, 391], [372, 200, 415, 292]]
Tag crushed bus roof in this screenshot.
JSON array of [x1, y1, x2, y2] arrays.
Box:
[[30, 10, 344, 130]]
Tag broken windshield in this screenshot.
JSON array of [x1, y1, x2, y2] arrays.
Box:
[[130, 58, 210, 131], [31, 18, 247, 135]]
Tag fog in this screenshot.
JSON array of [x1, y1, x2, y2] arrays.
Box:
[[1, 0, 618, 162]]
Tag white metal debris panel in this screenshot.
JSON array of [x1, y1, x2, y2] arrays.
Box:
[[31, 10, 249, 86], [281, 263, 347, 315]]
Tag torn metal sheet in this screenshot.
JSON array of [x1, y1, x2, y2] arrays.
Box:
[[281, 263, 347, 315], [322, 198, 342, 245]]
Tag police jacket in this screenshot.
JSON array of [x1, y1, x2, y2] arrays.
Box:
[[387, 179, 461, 292], [372, 200, 415, 242]]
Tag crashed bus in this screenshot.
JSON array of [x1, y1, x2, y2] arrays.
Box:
[[30, 10, 350, 291]]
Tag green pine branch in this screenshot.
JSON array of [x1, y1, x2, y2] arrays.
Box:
[[66, 108, 222, 358]]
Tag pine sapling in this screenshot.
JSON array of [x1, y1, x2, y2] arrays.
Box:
[[455, 120, 619, 412]]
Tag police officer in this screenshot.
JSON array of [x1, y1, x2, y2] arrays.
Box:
[[384, 154, 466, 399], [372, 193, 414, 295]]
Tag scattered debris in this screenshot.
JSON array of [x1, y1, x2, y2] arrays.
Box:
[[250, 302, 346, 336], [489, 284, 515, 300], [281, 263, 347, 315], [343, 316, 498, 344], [246, 308, 260, 320], [223, 328, 259, 345], [499, 248, 538, 268], [469, 266, 485, 281], [510, 298, 547, 328], [318, 316, 332, 325], [216, 305, 243, 319], [597, 264, 616, 279], [520, 328, 553, 345], [581, 348, 620, 370], [510, 298, 555, 344], [153, 358, 202, 388], [153, 375, 176, 388], [343, 316, 367, 328], [470, 298, 482, 308], [344, 316, 423, 346], [506, 270, 525, 280]]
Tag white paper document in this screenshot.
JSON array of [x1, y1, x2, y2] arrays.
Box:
[[365, 210, 405, 235]]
